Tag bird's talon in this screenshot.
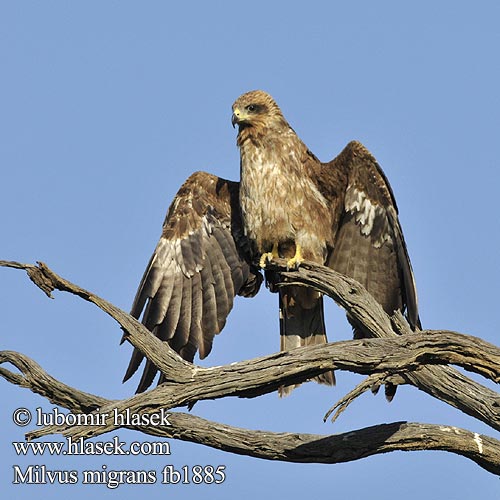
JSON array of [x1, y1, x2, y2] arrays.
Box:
[[286, 244, 304, 270], [259, 252, 274, 268], [259, 243, 280, 268], [286, 255, 304, 270]]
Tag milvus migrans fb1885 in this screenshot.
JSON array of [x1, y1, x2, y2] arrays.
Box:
[[123, 90, 420, 398]]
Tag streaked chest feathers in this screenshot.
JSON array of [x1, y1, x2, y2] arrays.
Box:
[[239, 133, 330, 255]]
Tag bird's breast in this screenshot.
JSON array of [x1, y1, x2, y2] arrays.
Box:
[[239, 145, 329, 256], [239, 150, 290, 248]]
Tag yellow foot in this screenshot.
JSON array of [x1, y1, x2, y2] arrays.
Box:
[[259, 243, 279, 268], [286, 244, 304, 270]]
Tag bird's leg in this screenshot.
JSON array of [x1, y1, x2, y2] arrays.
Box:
[[286, 243, 304, 270], [259, 242, 279, 268]]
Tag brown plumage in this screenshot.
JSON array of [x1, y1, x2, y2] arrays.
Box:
[[123, 90, 420, 398], [122, 174, 263, 391]]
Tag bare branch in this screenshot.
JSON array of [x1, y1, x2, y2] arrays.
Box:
[[6, 258, 499, 428], [271, 261, 500, 430], [2, 258, 500, 475], [2, 326, 499, 439], [0, 350, 106, 413], [0, 260, 194, 383], [2, 350, 499, 474], [323, 372, 390, 423], [142, 414, 500, 476]]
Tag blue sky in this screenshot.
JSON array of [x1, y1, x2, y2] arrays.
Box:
[[1, 1, 499, 498]]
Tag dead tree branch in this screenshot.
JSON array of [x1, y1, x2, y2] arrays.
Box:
[[1, 350, 499, 474], [1, 259, 499, 474]]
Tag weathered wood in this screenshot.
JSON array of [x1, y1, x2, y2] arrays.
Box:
[[138, 414, 500, 476], [1, 259, 500, 474], [0, 351, 107, 413], [4, 326, 500, 439], [274, 261, 500, 429], [3, 259, 499, 430], [2, 351, 499, 474], [0, 260, 194, 383]]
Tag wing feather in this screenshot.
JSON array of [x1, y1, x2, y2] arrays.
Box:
[[161, 272, 184, 339], [212, 227, 236, 300], [169, 275, 192, 351], [144, 260, 176, 329], [136, 359, 158, 393], [207, 237, 231, 329], [320, 141, 420, 399], [324, 141, 420, 330], [199, 258, 219, 344], [122, 171, 262, 392], [386, 205, 420, 329], [186, 272, 204, 355]]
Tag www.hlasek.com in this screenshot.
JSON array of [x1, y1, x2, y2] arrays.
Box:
[[11, 407, 226, 488]]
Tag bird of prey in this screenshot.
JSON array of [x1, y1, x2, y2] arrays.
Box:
[[123, 90, 420, 397]]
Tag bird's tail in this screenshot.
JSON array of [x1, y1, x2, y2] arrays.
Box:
[[278, 286, 335, 396]]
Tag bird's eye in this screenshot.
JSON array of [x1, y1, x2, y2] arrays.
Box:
[[246, 104, 257, 112]]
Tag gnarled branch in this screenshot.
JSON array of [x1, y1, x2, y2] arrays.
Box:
[[1, 349, 499, 474], [1, 259, 499, 474]]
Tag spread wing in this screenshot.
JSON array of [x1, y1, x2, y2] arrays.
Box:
[[122, 171, 262, 393], [325, 141, 420, 332]]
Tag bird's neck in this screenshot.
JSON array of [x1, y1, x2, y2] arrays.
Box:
[[237, 123, 307, 158], [236, 114, 292, 146], [236, 124, 267, 150]]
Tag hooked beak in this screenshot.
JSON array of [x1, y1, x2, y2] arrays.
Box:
[[231, 108, 242, 128]]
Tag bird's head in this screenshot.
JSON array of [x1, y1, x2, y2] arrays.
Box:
[[231, 90, 286, 132]]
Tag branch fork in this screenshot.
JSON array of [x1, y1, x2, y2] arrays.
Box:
[[1, 259, 499, 473]]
